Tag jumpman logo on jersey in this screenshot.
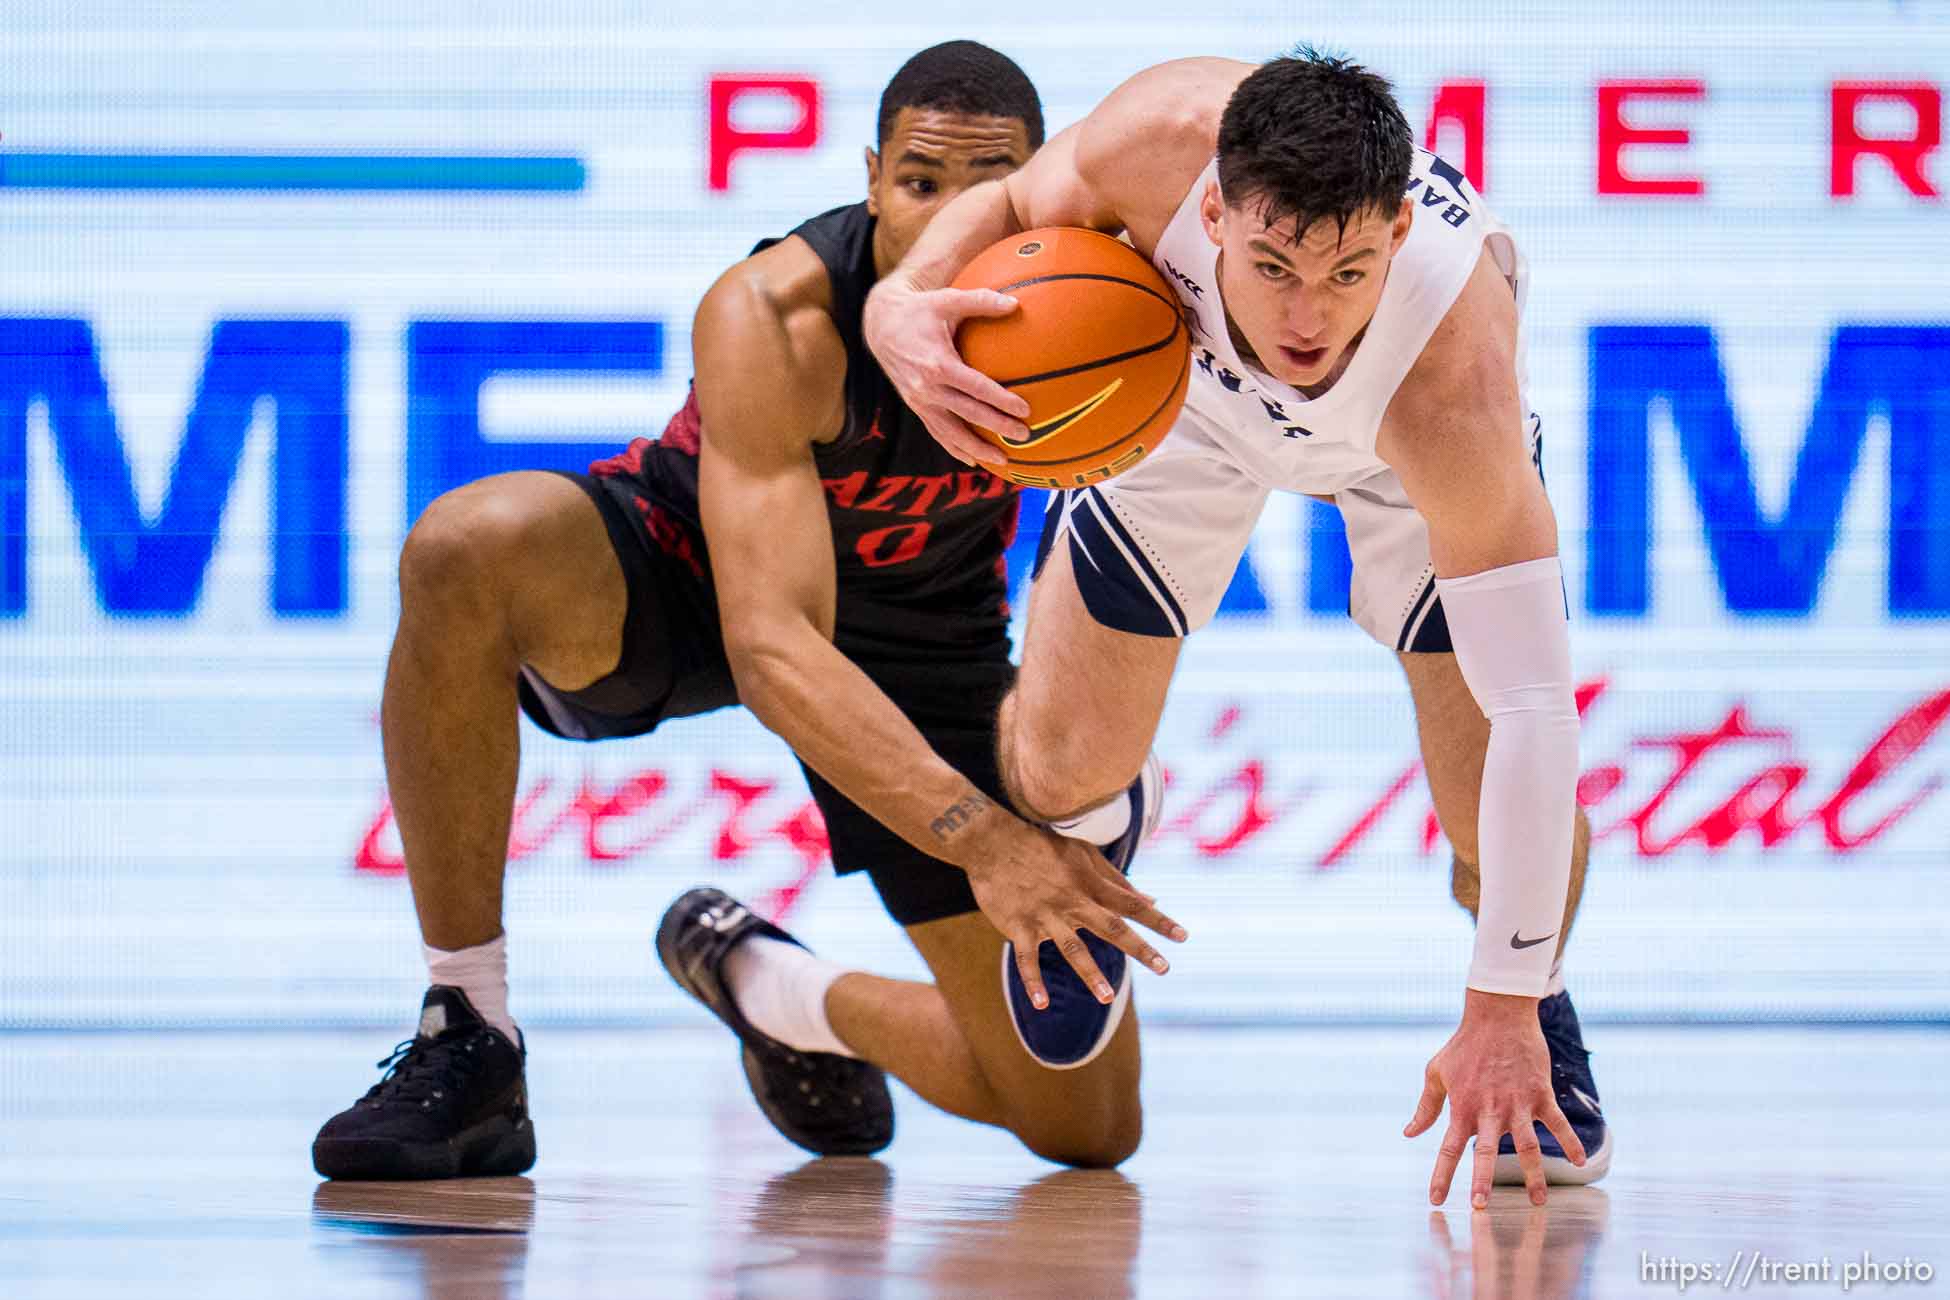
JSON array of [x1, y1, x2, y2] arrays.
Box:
[[863, 417, 887, 441]]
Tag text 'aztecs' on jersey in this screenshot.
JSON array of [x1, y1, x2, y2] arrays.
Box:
[[591, 202, 1022, 663]]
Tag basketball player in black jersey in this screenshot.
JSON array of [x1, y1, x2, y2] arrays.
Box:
[[312, 41, 1184, 1180]]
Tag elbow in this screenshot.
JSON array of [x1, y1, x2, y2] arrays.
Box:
[[722, 628, 793, 717], [723, 617, 829, 725]]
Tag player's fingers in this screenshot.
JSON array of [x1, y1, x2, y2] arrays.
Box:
[[932, 351, 1029, 423], [1088, 908, 1169, 975], [1508, 1113, 1548, 1206], [1080, 850, 1148, 898], [1012, 936, 1049, 1011], [1087, 871, 1187, 943], [938, 383, 1029, 443], [926, 410, 1007, 466], [1429, 1120, 1468, 1205], [916, 412, 975, 465], [1538, 1100, 1587, 1167], [1469, 1117, 1499, 1209], [1404, 1073, 1447, 1138], [1053, 926, 1116, 1003], [1120, 897, 1189, 943], [942, 287, 1020, 321]]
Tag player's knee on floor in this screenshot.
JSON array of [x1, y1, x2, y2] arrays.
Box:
[[1005, 1101, 1143, 1169]]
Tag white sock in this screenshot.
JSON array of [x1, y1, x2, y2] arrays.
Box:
[[1050, 790, 1132, 845], [1545, 956, 1567, 998], [423, 934, 520, 1044], [722, 937, 859, 1058]]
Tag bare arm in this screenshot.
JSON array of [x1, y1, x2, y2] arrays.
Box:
[[694, 258, 1019, 865], [863, 58, 1240, 464], [1390, 252, 1588, 1204], [885, 125, 1119, 298], [695, 250, 1184, 996], [1383, 253, 1575, 993], [1377, 251, 1557, 574]]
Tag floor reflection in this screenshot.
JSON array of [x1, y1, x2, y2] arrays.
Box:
[[733, 1160, 1143, 1299], [311, 1176, 534, 1300], [1423, 1189, 1611, 1300], [733, 1156, 897, 1298]]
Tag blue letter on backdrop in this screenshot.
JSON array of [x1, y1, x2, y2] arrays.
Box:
[[405, 320, 664, 525], [0, 317, 349, 617], [1587, 324, 1950, 617]]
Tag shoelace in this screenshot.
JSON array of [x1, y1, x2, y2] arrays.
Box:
[[365, 1031, 491, 1106]]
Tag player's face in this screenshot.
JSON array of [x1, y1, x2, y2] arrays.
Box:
[[1204, 189, 1413, 389], [866, 108, 1033, 277]]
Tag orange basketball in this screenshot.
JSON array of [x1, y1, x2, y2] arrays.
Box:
[[951, 227, 1190, 489]]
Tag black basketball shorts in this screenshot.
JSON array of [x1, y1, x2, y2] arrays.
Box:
[[516, 470, 1009, 927]]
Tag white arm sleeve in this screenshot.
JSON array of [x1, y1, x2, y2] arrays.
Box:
[[1433, 555, 1580, 998]]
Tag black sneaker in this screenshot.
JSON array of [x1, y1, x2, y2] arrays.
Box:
[[657, 888, 894, 1157], [1002, 751, 1162, 1069], [312, 986, 535, 1180], [1494, 989, 1613, 1185]]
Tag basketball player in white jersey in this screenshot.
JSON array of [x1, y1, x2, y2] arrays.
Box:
[[864, 50, 1610, 1207]]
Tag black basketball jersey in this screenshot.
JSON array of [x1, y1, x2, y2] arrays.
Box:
[[591, 202, 1021, 664]]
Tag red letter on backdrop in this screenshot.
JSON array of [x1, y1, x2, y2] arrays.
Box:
[[1423, 80, 1487, 191], [1831, 82, 1941, 198], [1596, 79, 1706, 196], [708, 75, 821, 192]]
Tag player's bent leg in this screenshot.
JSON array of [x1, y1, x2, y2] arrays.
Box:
[[999, 541, 1179, 822], [657, 893, 1141, 1166], [388, 471, 629, 952], [314, 473, 631, 1181], [658, 889, 898, 1158], [998, 536, 1174, 1069], [903, 912, 1143, 1168], [1394, 649, 1610, 1186], [1001, 423, 1267, 821]]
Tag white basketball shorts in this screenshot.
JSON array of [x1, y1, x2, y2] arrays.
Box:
[[1034, 411, 1545, 653]]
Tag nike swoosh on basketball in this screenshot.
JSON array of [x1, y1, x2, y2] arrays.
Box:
[[1003, 378, 1122, 448], [1509, 930, 1557, 950]]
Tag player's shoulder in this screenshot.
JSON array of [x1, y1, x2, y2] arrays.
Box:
[[1091, 59, 1245, 156], [1080, 58, 1249, 237], [1114, 57, 1251, 113], [1394, 246, 1520, 422], [698, 236, 848, 387], [692, 231, 849, 446], [709, 234, 836, 334]]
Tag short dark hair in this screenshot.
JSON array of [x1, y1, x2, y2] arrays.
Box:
[[1217, 47, 1413, 241], [876, 41, 1045, 150]]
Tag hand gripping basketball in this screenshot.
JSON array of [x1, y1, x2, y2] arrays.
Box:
[[949, 228, 1190, 489], [863, 278, 1032, 467], [866, 228, 1191, 483]]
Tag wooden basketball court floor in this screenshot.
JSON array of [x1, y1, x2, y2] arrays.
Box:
[[1, 1023, 1944, 1298]]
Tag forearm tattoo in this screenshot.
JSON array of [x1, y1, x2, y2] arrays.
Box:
[[929, 790, 994, 842]]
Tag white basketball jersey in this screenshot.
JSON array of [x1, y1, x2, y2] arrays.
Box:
[[1148, 149, 1529, 495]]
